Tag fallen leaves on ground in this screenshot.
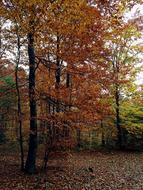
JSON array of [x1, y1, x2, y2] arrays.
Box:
[[0, 151, 143, 190]]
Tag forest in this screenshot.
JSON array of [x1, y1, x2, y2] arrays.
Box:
[[0, 0, 143, 189]]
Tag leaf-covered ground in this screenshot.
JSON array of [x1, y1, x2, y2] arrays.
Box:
[[0, 151, 143, 190]]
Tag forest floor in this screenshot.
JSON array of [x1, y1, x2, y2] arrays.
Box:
[[0, 149, 143, 190]]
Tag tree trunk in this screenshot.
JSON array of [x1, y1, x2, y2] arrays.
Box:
[[113, 60, 123, 150], [101, 120, 105, 147], [76, 128, 81, 149], [0, 114, 6, 143], [115, 84, 123, 149], [15, 28, 24, 171], [25, 32, 37, 174], [55, 35, 60, 112]]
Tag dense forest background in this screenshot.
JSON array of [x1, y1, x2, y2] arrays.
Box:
[[0, 0, 143, 183]]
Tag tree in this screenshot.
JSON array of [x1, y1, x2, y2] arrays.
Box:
[[14, 24, 24, 171], [106, 21, 142, 149], [121, 86, 143, 150], [0, 0, 43, 173]]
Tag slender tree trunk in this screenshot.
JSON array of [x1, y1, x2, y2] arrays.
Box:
[[101, 120, 105, 147], [43, 123, 53, 170], [25, 32, 37, 174], [55, 35, 60, 112], [66, 73, 70, 88], [115, 84, 123, 149], [113, 60, 123, 150], [15, 29, 24, 171], [76, 128, 81, 149], [0, 114, 6, 143]]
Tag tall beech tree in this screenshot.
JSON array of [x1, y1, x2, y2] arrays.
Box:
[[14, 24, 24, 171], [106, 22, 142, 148], [0, 0, 46, 173], [25, 32, 37, 173]]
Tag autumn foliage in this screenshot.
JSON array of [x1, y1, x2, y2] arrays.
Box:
[[0, 0, 143, 175]]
